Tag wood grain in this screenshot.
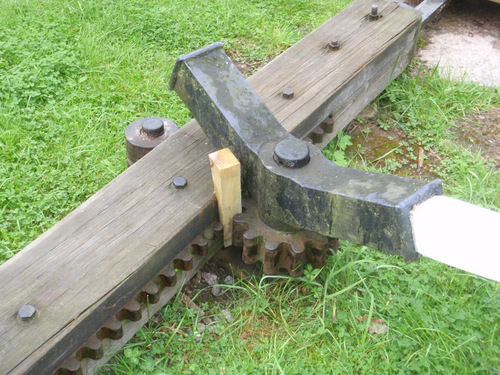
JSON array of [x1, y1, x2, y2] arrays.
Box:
[[0, 1, 420, 373], [209, 149, 242, 247]]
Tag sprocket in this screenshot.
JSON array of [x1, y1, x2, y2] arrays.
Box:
[[232, 199, 338, 276]]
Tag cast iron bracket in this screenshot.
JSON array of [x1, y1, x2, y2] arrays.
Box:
[[169, 42, 442, 262]]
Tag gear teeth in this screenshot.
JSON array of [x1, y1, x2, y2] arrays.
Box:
[[308, 126, 325, 144], [98, 316, 123, 340], [77, 335, 103, 361], [209, 221, 223, 240], [139, 282, 160, 304], [320, 114, 335, 133], [173, 248, 193, 270], [190, 235, 208, 255], [233, 199, 330, 275], [158, 264, 177, 287], [117, 299, 142, 322], [54, 355, 82, 375], [54, 221, 223, 375]]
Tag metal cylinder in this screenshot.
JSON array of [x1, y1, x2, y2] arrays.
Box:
[[125, 117, 179, 166]]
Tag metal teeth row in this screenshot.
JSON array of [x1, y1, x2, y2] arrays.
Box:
[[304, 115, 335, 144], [53, 221, 223, 375], [233, 199, 334, 276]]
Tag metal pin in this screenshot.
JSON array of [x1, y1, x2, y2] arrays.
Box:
[[369, 4, 380, 20]]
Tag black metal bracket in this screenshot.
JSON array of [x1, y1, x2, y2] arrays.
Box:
[[169, 42, 442, 262]]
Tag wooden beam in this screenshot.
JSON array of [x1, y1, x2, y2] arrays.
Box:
[[0, 1, 421, 373], [209, 149, 242, 248]]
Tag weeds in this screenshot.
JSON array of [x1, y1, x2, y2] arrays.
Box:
[[104, 244, 499, 374], [1, 0, 499, 374]]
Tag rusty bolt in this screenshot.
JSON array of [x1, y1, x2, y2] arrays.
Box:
[[369, 4, 380, 20], [328, 40, 340, 50], [173, 176, 188, 189], [141, 117, 165, 137], [18, 304, 37, 322], [281, 87, 294, 99]]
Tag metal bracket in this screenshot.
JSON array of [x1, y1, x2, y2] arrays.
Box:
[[169, 42, 442, 262]]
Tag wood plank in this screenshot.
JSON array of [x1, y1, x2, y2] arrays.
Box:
[[0, 1, 420, 373], [209, 149, 242, 247]]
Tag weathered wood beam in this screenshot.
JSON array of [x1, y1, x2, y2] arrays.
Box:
[[0, 1, 421, 373]]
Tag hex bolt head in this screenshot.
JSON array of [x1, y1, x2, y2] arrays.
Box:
[[369, 4, 380, 20], [18, 304, 37, 322], [141, 117, 165, 137], [273, 139, 310, 168], [281, 87, 294, 99], [328, 40, 340, 50], [173, 176, 188, 189]]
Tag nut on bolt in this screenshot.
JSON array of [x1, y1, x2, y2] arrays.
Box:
[[328, 40, 340, 50], [281, 87, 294, 99], [173, 176, 188, 189], [369, 4, 380, 20], [18, 304, 37, 322]]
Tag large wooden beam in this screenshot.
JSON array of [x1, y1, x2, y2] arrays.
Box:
[[0, 1, 421, 373]]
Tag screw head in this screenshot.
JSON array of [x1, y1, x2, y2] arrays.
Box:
[[273, 139, 310, 168], [141, 117, 165, 137], [281, 87, 294, 99], [173, 176, 188, 189], [328, 40, 340, 50], [369, 4, 380, 20], [18, 304, 37, 322]]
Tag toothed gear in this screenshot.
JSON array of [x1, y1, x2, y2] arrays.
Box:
[[233, 199, 333, 276]]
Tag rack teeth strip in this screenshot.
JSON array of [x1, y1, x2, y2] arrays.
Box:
[[53, 221, 223, 375]]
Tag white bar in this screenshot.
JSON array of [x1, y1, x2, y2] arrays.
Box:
[[411, 195, 500, 282]]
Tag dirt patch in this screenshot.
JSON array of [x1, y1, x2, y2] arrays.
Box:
[[343, 107, 442, 180], [449, 107, 500, 168], [417, 0, 500, 86]]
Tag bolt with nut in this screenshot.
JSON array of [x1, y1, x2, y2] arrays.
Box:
[[173, 176, 188, 189], [18, 304, 37, 322], [369, 4, 380, 20], [328, 40, 340, 50], [281, 87, 294, 99]]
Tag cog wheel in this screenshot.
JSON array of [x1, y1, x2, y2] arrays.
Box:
[[232, 199, 336, 276]]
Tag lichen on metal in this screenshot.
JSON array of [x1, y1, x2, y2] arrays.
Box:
[[169, 43, 443, 262]]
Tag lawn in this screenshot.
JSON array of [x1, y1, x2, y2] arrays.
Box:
[[0, 0, 498, 374]]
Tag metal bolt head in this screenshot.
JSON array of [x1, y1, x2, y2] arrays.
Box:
[[18, 304, 37, 322], [173, 176, 188, 189], [328, 40, 340, 50], [369, 4, 380, 20], [273, 139, 310, 168], [281, 87, 294, 99], [141, 117, 165, 137]]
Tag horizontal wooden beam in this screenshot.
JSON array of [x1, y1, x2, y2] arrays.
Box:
[[0, 1, 420, 373]]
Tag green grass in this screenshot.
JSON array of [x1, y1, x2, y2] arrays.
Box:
[[0, 0, 348, 262], [104, 245, 499, 374], [1, 0, 499, 374]]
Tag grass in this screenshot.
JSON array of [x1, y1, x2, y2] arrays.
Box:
[[1, 0, 499, 374], [104, 245, 499, 374], [0, 0, 348, 262]]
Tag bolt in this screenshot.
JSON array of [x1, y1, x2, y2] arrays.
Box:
[[18, 304, 37, 322], [328, 40, 340, 50], [141, 117, 165, 137], [369, 4, 380, 20], [173, 176, 188, 189], [281, 87, 294, 99], [273, 139, 310, 168]]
